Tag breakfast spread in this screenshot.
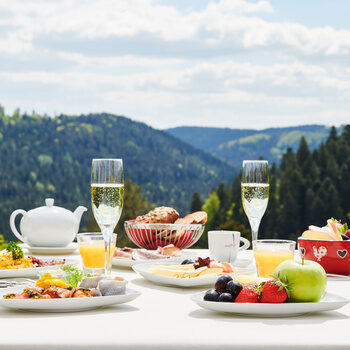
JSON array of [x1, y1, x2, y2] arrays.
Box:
[[3, 272, 127, 299], [203, 258, 327, 304], [148, 257, 235, 279], [301, 218, 350, 241], [0, 242, 65, 270], [114, 244, 182, 261]]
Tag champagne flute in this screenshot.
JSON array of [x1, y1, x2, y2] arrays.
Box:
[[91, 159, 124, 277], [241, 160, 269, 242]]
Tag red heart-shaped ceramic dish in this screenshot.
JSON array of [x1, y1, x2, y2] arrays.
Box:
[[297, 237, 350, 275]]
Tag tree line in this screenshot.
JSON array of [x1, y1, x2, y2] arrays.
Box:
[[193, 125, 350, 247]]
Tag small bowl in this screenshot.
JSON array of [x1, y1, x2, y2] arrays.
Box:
[[297, 237, 350, 275]]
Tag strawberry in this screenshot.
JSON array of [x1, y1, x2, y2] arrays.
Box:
[[259, 275, 291, 303], [346, 229, 350, 239], [234, 287, 259, 303]]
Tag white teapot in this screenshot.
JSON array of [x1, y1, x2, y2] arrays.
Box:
[[10, 198, 87, 247]]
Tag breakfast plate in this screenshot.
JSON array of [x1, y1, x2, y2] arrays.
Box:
[[19, 243, 78, 255], [0, 286, 141, 312], [0, 258, 78, 278], [191, 291, 350, 317], [132, 262, 255, 287], [112, 250, 196, 268]]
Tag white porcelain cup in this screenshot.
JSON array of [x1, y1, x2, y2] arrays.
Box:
[[208, 231, 250, 263]]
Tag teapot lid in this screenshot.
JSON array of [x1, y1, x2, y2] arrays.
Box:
[[45, 198, 54, 207]]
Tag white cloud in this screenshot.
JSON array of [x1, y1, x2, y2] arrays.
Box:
[[1, 0, 350, 59], [0, 0, 349, 128]]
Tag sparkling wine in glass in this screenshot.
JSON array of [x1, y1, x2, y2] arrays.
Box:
[[241, 160, 269, 242], [91, 159, 124, 277]]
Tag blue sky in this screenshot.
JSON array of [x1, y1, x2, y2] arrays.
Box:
[[0, 0, 350, 129]]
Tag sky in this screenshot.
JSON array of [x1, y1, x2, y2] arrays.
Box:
[[1, 0, 350, 129]]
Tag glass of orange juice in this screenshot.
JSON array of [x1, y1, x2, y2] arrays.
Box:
[[77, 233, 117, 275], [253, 239, 296, 277]]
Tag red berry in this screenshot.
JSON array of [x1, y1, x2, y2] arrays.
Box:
[[260, 280, 287, 303], [346, 229, 350, 239], [234, 287, 259, 303]]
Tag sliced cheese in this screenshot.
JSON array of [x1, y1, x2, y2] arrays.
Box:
[[148, 266, 206, 278], [197, 267, 224, 276]]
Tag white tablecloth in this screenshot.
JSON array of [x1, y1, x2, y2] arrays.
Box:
[[0, 249, 349, 350]]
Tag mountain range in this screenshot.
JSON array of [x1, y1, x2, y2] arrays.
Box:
[[166, 125, 335, 166], [0, 112, 234, 239], [0, 110, 338, 241]]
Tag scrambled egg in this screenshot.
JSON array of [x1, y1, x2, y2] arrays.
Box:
[[36, 273, 70, 289], [0, 252, 33, 270]]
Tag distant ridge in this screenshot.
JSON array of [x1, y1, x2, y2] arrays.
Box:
[[166, 125, 335, 165]]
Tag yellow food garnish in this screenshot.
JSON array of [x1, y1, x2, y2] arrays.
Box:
[[36, 272, 70, 289], [0, 251, 33, 270]]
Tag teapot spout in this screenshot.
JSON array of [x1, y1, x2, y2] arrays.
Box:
[[74, 206, 88, 222]]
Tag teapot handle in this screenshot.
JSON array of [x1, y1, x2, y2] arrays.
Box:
[[10, 209, 28, 243]]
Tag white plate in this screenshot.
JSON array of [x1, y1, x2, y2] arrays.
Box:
[[0, 258, 77, 278], [0, 286, 140, 312], [133, 262, 255, 287], [112, 250, 197, 268], [19, 243, 78, 255], [191, 291, 350, 317]]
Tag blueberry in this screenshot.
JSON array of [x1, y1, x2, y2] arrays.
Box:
[[181, 259, 195, 265], [341, 234, 350, 241], [214, 275, 233, 293], [218, 293, 233, 302], [226, 280, 243, 300], [203, 289, 220, 302]]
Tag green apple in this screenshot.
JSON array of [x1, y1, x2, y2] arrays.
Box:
[[274, 259, 327, 302]]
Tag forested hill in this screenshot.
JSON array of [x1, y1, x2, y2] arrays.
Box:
[[197, 126, 350, 245], [166, 125, 333, 166], [0, 112, 235, 240]]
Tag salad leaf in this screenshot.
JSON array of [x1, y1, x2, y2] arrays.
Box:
[[6, 241, 23, 260], [60, 265, 84, 288], [339, 223, 348, 234]]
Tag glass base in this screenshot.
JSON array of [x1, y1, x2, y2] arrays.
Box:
[[83, 267, 105, 276]]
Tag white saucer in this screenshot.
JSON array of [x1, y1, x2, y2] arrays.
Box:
[[19, 243, 78, 255]]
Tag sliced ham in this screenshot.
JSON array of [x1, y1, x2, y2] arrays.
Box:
[[132, 249, 168, 261], [114, 247, 133, 259]]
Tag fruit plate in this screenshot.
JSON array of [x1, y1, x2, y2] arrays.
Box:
[[132, 262, 255, 287], [112, 250, 197, 268], [0, 286, 141, 312], [0, 258, 78, 278], [191, 291, 350, 317]]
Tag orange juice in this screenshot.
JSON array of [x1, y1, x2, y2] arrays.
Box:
[[79, 242, 115, 268], [254, 249, 294, 277]]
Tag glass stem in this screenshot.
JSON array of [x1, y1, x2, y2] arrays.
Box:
[[249, 218, 261, 242], [103, 227, 113, 278]]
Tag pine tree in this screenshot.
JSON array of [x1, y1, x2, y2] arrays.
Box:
[[297, 137, 311, 168], [328, 126, 337, 141], [190, 192, 203, 212]]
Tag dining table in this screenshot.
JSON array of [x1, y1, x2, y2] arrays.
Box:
[[0, 248, 349, 350]]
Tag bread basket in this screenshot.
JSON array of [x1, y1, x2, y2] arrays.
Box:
[[124, 220, 204, 250]]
